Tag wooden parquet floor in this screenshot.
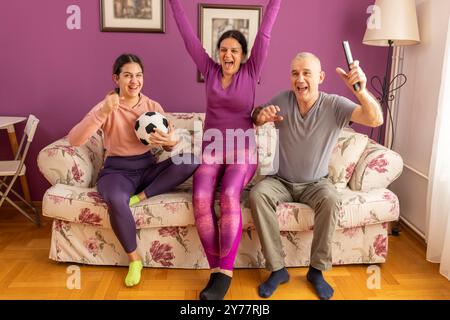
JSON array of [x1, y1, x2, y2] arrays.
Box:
[[1, 207, 449, 300]]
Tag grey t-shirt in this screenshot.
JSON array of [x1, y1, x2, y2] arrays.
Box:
[[263, 90, 357, 183]]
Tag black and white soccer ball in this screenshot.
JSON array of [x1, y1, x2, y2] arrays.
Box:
[[135, 111, 169, 145]]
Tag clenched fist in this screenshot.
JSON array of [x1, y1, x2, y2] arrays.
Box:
[[101, 91, 124, 116]]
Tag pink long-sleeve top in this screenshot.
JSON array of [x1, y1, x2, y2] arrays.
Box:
[[68, 94, 164, 157], [169, 0, 281, 146]]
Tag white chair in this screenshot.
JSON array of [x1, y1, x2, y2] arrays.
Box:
[[0, 115, 40, 225]]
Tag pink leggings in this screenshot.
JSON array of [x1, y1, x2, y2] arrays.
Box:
[[193, 159, 257, 271]]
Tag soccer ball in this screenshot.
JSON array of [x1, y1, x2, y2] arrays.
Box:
[[135, 111, 169, 145]]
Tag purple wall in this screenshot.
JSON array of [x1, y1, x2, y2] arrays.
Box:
[[0, 0, 387, 200]]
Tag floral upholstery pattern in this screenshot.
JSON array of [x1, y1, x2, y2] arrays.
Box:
[[349, 139, 404, 192], [328, 128, 368, 189], [50, 220, 388, 268], [38, 130, 104, 188], [43, 184, 399, 232], [38, 112, 403, 268]]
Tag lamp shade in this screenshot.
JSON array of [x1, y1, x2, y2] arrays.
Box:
[[363, 0, 420, 46]]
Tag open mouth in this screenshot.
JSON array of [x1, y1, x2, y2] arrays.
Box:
[[224, 61, 234, 69], [297, 86, 308, 94]]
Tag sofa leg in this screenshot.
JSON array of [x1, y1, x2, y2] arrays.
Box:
[[388, 221, 400, 236]]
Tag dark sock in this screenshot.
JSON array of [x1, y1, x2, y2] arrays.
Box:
[[306, 266, 334, 300], [258, 268, 290, 298], [199, 272, 218, 298], [199, 272, 232, 300]]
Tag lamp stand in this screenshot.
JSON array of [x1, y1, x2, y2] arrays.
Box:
[[369, 40, 408, 148]]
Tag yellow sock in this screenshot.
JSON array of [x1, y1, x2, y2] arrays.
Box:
[[129, 195, 140, 207], [125, 260, 143, 287]]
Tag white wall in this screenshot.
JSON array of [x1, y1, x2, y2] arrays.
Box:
[[390, 0, 450, 235]]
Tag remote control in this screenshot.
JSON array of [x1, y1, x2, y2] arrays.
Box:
[[342, 41, 360, 92]]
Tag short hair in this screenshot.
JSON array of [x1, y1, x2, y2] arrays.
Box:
[[291, 52, 322, 70]]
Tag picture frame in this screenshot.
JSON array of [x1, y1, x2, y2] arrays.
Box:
[[198, 4, 263, 82], [100, 0, 165, 33]]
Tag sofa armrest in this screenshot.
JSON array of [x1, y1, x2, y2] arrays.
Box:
[[349, 140, 404, 192], [38, 132, 104, 188]]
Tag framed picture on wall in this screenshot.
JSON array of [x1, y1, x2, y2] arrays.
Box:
[[101, 0, 165, 33], [198, 4, 262, 82]]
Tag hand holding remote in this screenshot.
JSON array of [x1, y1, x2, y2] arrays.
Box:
[[342, 41, 361, 92]]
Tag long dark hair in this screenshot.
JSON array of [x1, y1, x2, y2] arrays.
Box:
[[112, 54, 144, 94], [217, 30, 248, 57]]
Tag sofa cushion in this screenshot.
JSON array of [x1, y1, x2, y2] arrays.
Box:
[[43, 183, 399, 232], [247, 123, 279, 189], [156, 113, 204, 162], [37, 133, 104, 188], [155, 113, 204, 190], [43, 184, 195, 229], [327, 128, 368, 189], [349, 140, 404, 192], [262, 187, 400, 232]]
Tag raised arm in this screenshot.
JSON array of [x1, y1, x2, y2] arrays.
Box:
[[336, 61, 383, 127], [68, 104, 107, 147], [68, 93, 119, 146], [168, 0, 214, 76], [247, 0, 281, 77]]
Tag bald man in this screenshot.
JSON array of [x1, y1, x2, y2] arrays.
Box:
[[249, 52, 383, 300]]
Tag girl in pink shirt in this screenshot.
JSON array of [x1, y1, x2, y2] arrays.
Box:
[[68, 54, 198, 287]]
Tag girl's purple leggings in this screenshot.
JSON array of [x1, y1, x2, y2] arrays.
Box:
[[97, 152, 198, 253]]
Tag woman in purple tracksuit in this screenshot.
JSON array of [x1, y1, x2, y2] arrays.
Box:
[[168, 0, 281, 300]]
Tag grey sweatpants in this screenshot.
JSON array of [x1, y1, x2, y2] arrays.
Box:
[[249, 176, 340, 271]]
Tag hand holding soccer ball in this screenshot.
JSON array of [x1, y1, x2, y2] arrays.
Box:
[[148, 120, 177, 148], [135, 111, 176, 147]]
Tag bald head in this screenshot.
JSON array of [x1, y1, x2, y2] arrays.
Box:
[[291, 52, 322, 72], [290, 52, 325, 109]]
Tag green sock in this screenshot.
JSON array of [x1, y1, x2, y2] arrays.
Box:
[[129, 195, 141, 207], [125, 260, 143, 287]]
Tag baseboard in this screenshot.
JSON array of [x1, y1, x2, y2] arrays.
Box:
[[398, 219, 427, 248]]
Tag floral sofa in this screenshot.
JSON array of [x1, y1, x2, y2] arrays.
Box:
[[37, 113, 403, 269]]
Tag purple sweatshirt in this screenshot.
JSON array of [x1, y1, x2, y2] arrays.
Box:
[[169, 0, 281, 146]]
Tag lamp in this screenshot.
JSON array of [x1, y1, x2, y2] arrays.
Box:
[[363, 0, 420, 148]]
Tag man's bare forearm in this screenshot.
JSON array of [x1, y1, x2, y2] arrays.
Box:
[[356, 89, 383, 127]]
